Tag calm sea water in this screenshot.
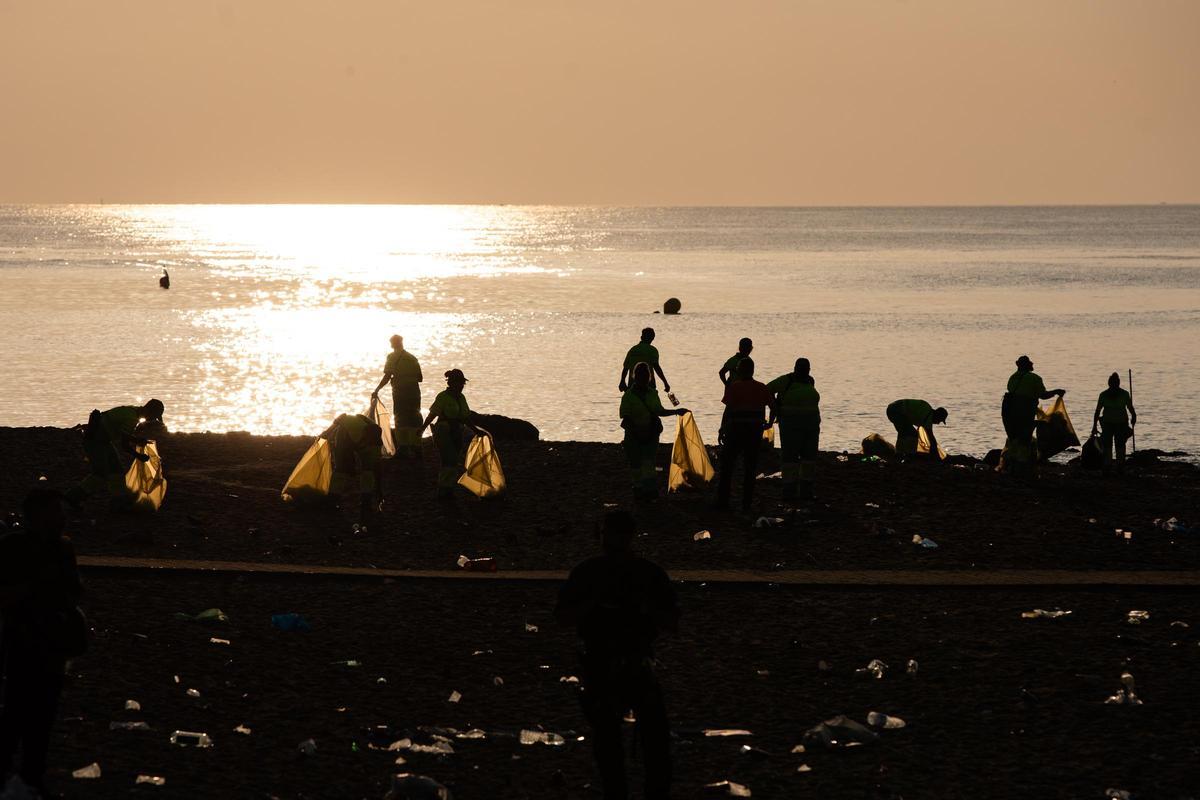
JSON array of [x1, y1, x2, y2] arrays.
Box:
[[1, 205, 1198, 456]]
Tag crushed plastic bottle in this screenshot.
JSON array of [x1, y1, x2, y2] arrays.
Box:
[[856, 659, 888, 679], [1021, 609, 1073, 619], [866, 711, 907, 729], [135, 775, 166, 786], [169, 730, 213, 748], [209, 637, 230, 646], [1127, 610, 1150, 625], [911, 534, 939, 549], [519, 730, 566, 746], [667, 392, 680, 407], [298, 738, 317, 756], [704, 780, 751, 797], [72, 763, 102, 779], [801, 715, 879, 748], [456, 555, 498, 572], [693, 530, 712, 541], [906, 659, 919, 675], [110, 721, 151, 731]]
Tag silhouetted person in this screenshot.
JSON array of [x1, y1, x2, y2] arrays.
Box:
[[319, 413, 385, 526], [158, 269, 170, 289], [620, 362, 688, 500], [718, 337, 753, 385], [618, 328, 670, 393], [0, 489, 84, 797], [768, 358, 820, 500], [555, 510, 678, 800], [716, 358, 777, 512], [372, 334, 424, 459], [886, 399, 948, 458], [66, 399, 164, 509], [420, 369, 485, 501], [1001, 355, 1064, 471], [1092, 372, 1137, 476]]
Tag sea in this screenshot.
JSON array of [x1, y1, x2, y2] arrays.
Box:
[[1, 205, 1197, 457]]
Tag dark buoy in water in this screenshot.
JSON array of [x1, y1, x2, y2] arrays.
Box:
[[159, 269, 170, 289], [663, 297, 681, 315]]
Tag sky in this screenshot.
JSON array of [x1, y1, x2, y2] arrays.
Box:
[[1, 0, 1197, 205]]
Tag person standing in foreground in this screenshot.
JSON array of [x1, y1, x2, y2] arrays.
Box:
[[373, 335, 424, 459], [420, 369, 486, 501], [0, 489, 84, 798], [555, 510, 678, 800], [885, 398, 948, 458], [620, 362, 689, 501], [618, 328, 671, 394], [1092, 372, 1137, 476], [65, 399, 164, 508], [718, 338, 753, 386], [716, 358, 777, 512], [767, 358, 820, 501], [1001, 355, 1065, 470]]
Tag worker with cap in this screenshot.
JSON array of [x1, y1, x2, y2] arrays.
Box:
[[420, 369, 486, 501], [319, 412, 385, 526], [886, 399, 949, 459], [715, 357, 777, 512], [618, 328, 671, 394], [620, 362, 689, 500], [372, 334, 424, 459], [1092, 372, 1137, 476], [1002, 355, 1065, 470], [767, 358, 821, 500], [66, 399, 164, 508], [717, 338, 754, 386]]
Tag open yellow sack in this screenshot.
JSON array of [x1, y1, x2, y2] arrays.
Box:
[[916, 426, 948, 461], [459, 433, 507, 498], [762, 425, 775, 446], [861, 433, 897, 457], [365, 396, 397, 457], [281, 438, 333, 502], [1035, 396, 1080, 460], [124, 441, 167, 511], [668, 411, 715, 491]]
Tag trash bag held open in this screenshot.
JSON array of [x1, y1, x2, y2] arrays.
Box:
[[1035, 396, 1081, 461], [365, 395, 396, 458], [458, 432, 507, 498], [281, 438, 333, 502], [916, 426, 948, 461], [124, 441, 167, 511], [669, 411, 715, 492]]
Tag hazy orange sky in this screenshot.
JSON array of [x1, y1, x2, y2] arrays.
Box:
[[1, 1, 1197, 204]]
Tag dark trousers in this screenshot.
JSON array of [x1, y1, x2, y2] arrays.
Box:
[[580, 655, 671, 800], [717, 429, 761, 511], [0, 646, 64, 790]]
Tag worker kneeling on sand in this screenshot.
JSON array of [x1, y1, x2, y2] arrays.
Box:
[[620, 362, 689, 501], [420, 369, 486, 501], [66, 399, 164, 509], [768, 358, 821, 500], [320, 413, 384, 525], [1092, 372, 1137, 476], [886, 398, 948, 458], [555, 510, 679, 800]]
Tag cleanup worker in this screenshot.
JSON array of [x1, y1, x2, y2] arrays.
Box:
[[1092, 372, 1137, 476], [716, 358, 777, 512], [620, 362, 689, 500], [420, 369, 486, 501], [1002, 355, 1065, 468], [65, 399, 164, 508], [718, 338, 754, 385], [319, 413, 385, 525], [886, 399, 949, 458], [618, 328, 671, 394], [555, 509, 678, 800], [372, 334, 424, 459], [0, 488, 84, 798], [767, 358, 820, 500]]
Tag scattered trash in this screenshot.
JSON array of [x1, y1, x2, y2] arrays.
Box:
[[797, 764, 812, 773], [209, 637, 231, 646], [693, 530, 712, 541], [174, 608, 228, 624], [377, 677, 388, 685], [524, 623, 539, 633], [110, 721, 150, 731], [456, 729, 487, 740], [234, 724, 252, 735], [448, 691, 462, 704], [911, 534, 939, 549], [864, 502, 880, 508], [124, 699, 141, 711], [135, 775, 166, 787], [857, 659, 888, 679], [704, 780, 751, 797], [703, 729, 754, 737], [407, 740, 455, 755], [1022, 609, 1073, 619], [298, 738, 318, 757], [738, 744, 772, 758], [1127, 610, 1150, 625], [332, 660, 363, 667], [271, 613, 312, 633], [802, 715, 879, 748], [384, 773, 451, 800], [72, 763, 102, 779], [456, 555, 498, 572], [493, 676, 504, 686], [1170, 620, 1190, 629], [790, 744, 806, 753], [186, 688, 201, 698], [169, 730, 213, 748], [866, 711, 907, 729], [559, 675, 580, 684], [1153, 517, 1192, 533], [906, 659, 919, 676], [519, 730, 566, 746], [1104, 672, 1143, 705], [836, 455, 849, 462], [1105, 790, 1132, 800], [753, 516, 785, 528]]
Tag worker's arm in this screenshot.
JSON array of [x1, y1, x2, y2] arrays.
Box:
[[372, 372, 392, 396], [1128, 399, 1137, 427], [718, 366, 731, 386], [653, 364, 670, 392], [1040, 388, 1066, 400], [766, 397, 779, 429], [618, 365, 629, 393], [419, 412, 439, 434], [1092, 400, 1103, 433], [923, 422, 939, 450], [658, 407, 688, 418], [120, 433, 150, 462], [718, 407, 732, 444]]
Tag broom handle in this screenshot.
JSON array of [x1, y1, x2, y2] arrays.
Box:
[[1128, 369, 1136, 453]]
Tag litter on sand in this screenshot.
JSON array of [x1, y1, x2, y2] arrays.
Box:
[[693, 530, 712, 541], [866, 711, 907, 729], [519, 730, 566, 746], [234, 725, 252, 735], [169, 731, 213, 748], [135, 775, 166, 786], [72, 763, 102, 779], [703, 729, 754, 737], [802, 715, 879, 748], [857, 659, 888, 679], [448, 690, 462, 703], [1021, 609, 1073, 619], [911, 534, 939, 549], [110, 721, 151, 731], [1127, 610, 1150, 625], [705, 781, 752, 797]]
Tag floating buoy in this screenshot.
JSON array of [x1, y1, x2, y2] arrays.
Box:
[[663, 297, 681, 315]]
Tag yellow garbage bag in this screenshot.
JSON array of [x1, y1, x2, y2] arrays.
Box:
[[124, 441, 167, 511], [459, 433, 507, 498], [762, 425, 775, 447], [916, 426, 948, 461], [1035, 396, 1081, 461], [281, 438, 333, 502], [668, 412, 715, 492], [365, 396, 397, 458], [861, 434, 897, 457]]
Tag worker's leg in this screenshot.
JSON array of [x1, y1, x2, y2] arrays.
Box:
[[798, 418, 820, 500], [778, 416, 800, 500], [1099, 425, 1115, 476], [1115, 426, 1129, 474], [434, 427, 463, 499], [393, 384, 422, 458], [580, 659, 629, 800], [740, 430, 760, 512], [637, 441, 659, 499], [631, 663, 671, 800], [716, 435, 746, 510]]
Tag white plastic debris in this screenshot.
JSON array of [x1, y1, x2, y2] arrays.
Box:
[[857, 659, 888, 679], [1127, 610, 1150, 625], [906, 659, 919, 675], [797, 764, 812, 773], [519, 730, 565, 746], [867, 711, 907, 729], [72, 763, 102, 779], [1021, 609, 1073, 619], [186, 688, 201, 698], [702, 728, 753, 737], [559, 675, 580, 684], [693, 530, 712, 541], [169, 730, 213, 748], [234, 724, 252, 735], [209, 637, 231, 646], [524, 623, 539, 633], [448, 690, 462, 703], [456, 729, 487, 740], [124, 699, 141, 712], [135, 775, 166, 786], [705, 780, 751, 797]]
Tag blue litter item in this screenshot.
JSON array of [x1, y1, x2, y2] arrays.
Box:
[[271, 613, 312, 632]]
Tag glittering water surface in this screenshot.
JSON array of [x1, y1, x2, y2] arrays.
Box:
[[1, 205, 1198, 454]]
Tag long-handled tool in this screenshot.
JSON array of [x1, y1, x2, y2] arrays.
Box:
[[1128, 368, 1136, 453]]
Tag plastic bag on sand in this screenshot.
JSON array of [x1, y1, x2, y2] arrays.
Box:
[[281, 438, 332, 502], [384, 773, 451, 800], [366, 395, 397, 458], [861, 434, 896, 458], [124, 442, 167, 511], [1035, 396, 1081, 460], [458, 433, 506, 498], [1080, 434, 1104, 470], [669, 412, 715, 492], [802, 715, 878, 748]]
